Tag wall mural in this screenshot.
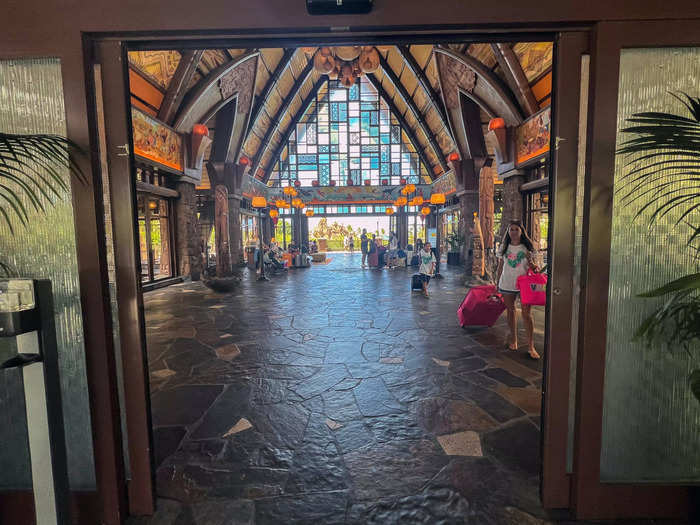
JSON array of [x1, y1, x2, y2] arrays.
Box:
[[131, 108, 183, 172], [515, 106, 550, 166], [240, 173, 454, 204]]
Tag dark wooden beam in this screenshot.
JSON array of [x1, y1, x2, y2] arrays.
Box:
[[378, 53, 448, 173], [490, 43, 539, 116], [435, 45, 524, 124], [158, 50, 203, 124], [263, 77, 327, 181], [366, 73, 435, 180], [250, 59, 314, 178], [460, 94, 488, 191], [396, 46, 449, 130], [210, 97, 237, 165], [247, 48, 296, 136]]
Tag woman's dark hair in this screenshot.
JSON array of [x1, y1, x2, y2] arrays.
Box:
[[499, 221, 534, 255]]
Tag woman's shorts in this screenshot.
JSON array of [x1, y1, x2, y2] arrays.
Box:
[[498, 287, 518, 296], [420, 274, 431, 284]]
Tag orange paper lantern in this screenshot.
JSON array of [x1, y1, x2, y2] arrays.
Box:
[[447, 152, 460, 162], [275, 199, 286, 208], [251, 196, 267, 208], [395, 196, 407, 206], [306, 209, 314, 217], [269, 209, 279, 218], [421, 206, 431, 216], [430, 193, 446, 205], [413, 196, 424, 206], [488, 118, 506, 131], [385, 207, 395, 215], [192, 124, 209, 136]]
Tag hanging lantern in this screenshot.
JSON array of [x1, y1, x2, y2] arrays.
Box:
[[421, 206, 431, 216], [381, 179, 389, 186], [488, 118, 506, 131], [251, 196, 267, 208], [239, 155, 251, 166], [430, 193, 446, 205], [192, 123, 209, 136], [447, 152, 460, 162], [400, 178, 407, 185], [364, 179, 371, 186], [385, 207, 395, 215], [413, 196, 424, 206], [405, 183, 416, 193], [275, 199, 286, 208], [292, 198, 303, 208], [294, 179, 301, 187], [306, 209, 314, 217], [313, 48, 336, 74], [396, 196, 407, 206], [335, 46, 361, 61], [269, 209, 279, 218], [358, 46, 380, 73], [400, 186, 409, 195]]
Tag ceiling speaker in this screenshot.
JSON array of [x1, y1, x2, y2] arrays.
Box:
[[306, 0, 373, 15]]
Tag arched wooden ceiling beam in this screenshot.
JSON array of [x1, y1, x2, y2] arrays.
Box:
[[459, 88, 497, 120], [365, 73, 434, 180], [247, 48, 296, 136], [395, 46, 449, 131], [435, 45, 523, 124], [173, 50, 259, 132], [490, 43, 539, 116], [262, 77, 328, 182], [250, 60, 315, 179], [378, 53, 448, 174], [158, 50, 203, 125]]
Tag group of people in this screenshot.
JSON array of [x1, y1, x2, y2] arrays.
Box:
[[358, 229, 406, 270]]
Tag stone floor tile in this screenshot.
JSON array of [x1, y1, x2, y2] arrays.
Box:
[[437, 430, 483, 456]]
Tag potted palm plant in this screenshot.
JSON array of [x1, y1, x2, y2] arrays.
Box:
[[446, 232, 464, 265], [0, 132, 85, 274], [617, 92, 700, 402]]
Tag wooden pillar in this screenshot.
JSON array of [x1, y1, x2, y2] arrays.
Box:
[[214, 184, 231, 276], [479, 166, 496, 251], [228, 196, 241, 266], [500, 171, 525, 242]]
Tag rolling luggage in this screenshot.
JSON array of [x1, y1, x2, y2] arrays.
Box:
[[517, 270, 547, 305], [411, 274, 423, 291], [457, 285, 506, 327], [410, 254, 420, 266]]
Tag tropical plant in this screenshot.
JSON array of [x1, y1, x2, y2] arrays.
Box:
[[0, 132, 85, 235], [616, 92, 700, 401], [446, 232, 465, 252]]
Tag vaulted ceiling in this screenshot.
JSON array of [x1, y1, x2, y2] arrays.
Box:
[[128, 41, 552, 188]]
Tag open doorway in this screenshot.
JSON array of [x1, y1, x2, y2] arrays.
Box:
[[114, 38, 559, 523]]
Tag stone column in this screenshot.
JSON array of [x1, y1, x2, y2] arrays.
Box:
[[459, 191, 479, 274], [499, 170, 526, 241], [174, 181, 201, 279], [214, 184, 231, 276], [479, 166, 496, 251]]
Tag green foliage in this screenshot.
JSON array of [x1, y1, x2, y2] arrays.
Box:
[[446, 232, 465, 252], [0, 132, 85, 234], [618, 92, 700, 402]]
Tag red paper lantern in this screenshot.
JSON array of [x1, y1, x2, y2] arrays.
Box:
[[192, 124, 209, 136], [381, 179, 389, 186], [239, 155, 251, 166], [400, 178, 407, 185], [488, 118, 506, 131], [330, 180, 336, 186], [294, 179, 301, 187], [364, 179, 371, 186], [448, 152, 459, 162]]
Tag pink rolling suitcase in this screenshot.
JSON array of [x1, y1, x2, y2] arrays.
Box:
[[457, 285, 506, 327], [517, 270, 547, 306]]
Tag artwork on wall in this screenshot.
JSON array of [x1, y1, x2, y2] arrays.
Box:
[[431, 171, 457, 196], [131, 108, 183, 172], [515, 106, 550, 166]]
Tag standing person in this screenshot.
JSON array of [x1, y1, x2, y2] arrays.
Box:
[[387, 232, 398, 269], [360, 228, 369, 268], [368, 234, 379, 268], [348, 235, 355, 253], [418, 241, 436, 297], [496, 221, 540, 359]]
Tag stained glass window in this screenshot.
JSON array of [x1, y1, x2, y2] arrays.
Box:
[[269, 77, 426, 187]]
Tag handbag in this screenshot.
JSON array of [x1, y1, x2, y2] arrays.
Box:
[[517, 270, 547, 306]]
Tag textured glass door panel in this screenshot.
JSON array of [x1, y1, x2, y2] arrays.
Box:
[[600, 47, 700, 483], [0, 58, 96, 489]]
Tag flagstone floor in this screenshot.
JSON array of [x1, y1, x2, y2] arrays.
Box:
[[133, 253, 551, 524]]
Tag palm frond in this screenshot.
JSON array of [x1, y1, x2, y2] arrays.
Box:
[[0, 132, 85, 234], [616, 92, 700, 250]]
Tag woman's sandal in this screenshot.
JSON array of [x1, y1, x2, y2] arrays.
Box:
[[505, 342, 518, 351], [528, 348, 541, 360]]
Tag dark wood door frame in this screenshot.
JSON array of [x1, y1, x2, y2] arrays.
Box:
[[540, 30, 589, 510], [572, 19, 700, 520]]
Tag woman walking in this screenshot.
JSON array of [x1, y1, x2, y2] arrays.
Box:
[[418, 241, 436, 297], [496, 222, 540, 359]]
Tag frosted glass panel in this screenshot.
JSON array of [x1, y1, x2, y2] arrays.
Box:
[[600, 48, 700, 482], [0, 58, 96, 489]]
